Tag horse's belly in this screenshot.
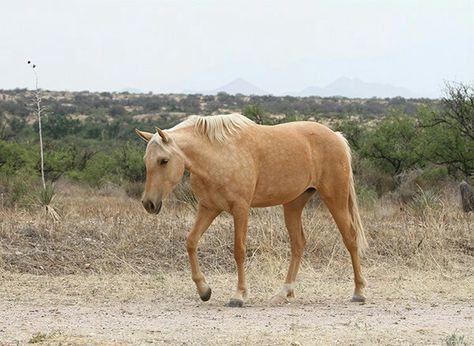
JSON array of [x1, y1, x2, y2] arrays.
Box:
[[251, 169, 312, 207]]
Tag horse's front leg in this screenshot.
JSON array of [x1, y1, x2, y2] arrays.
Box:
[[186, 204, 221, 301], [227, 205, 249, 307]]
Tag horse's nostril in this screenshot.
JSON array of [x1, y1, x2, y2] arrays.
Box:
[[143, 200, 155, 213], [142, 199, 162, 214]]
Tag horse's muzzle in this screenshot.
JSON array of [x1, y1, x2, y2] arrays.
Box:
[[142, 199, 162, 214]]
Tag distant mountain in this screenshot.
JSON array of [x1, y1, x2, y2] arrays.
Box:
[[299, 77, 417, 98], [210, 78, 268, 95]]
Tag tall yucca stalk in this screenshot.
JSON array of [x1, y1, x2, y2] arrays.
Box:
[[28, 60, 46, 189], [28, 60, 59, 220]]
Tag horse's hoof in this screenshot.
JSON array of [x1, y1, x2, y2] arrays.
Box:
[[200, 287, 212, 302], [269, 295, 290, 306], [226, 298, 244, 307], [351, 294, 366, 303]]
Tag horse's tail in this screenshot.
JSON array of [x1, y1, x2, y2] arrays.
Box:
[[336, 132, 368, 257]]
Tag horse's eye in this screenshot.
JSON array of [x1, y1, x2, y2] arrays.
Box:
[[160, 159, 169, 166]]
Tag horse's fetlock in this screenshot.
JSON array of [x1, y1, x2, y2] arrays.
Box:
[[192, 274, 205, 283]]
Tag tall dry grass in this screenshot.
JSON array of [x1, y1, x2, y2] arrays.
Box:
[[0, 181, 472, 277]]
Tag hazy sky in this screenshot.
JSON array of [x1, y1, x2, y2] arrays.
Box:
[[1, 0, 473, 96]]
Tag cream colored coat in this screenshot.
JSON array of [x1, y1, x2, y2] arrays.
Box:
[[136, 113, 367, 307]]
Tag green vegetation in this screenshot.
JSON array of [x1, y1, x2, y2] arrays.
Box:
[[445, 332, 468, 346], [28, 332, 48, 344], [0, 84, 472, 208]]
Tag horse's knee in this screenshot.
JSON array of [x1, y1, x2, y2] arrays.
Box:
[[233, 244, 246, 262], [186, 237, 197, 253], [291, 239, 306, 258]]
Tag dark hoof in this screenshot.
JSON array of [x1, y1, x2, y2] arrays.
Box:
[[351, 294, 366, 303], [226, 298, 244, 307], [200, 287, 212, 302]]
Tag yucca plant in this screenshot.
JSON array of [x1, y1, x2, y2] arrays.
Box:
[[28, 60, 60, 220], [36, 181, 60, 221]]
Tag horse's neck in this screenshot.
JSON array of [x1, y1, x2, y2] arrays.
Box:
[[172, 129, 213, 179]]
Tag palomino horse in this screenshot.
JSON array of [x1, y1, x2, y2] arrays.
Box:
[[136, 113, 368, 307]]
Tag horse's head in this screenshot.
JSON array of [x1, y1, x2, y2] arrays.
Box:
[[135, 128, 185, 214]]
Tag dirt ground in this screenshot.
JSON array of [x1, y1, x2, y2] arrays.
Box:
[[0, 265, 473, 345]]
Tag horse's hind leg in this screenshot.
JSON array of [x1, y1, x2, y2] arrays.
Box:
[[319, 187, 366, 302], [186, 204, 221, 301], [270, 189, 314, 305], [227, 204, 250, 307]]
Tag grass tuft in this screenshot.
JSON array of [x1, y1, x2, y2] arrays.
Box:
[[28, 332, 48, 344], [445, 332, 467, 346]]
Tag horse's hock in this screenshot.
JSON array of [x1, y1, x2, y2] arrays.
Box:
[[459, 181, 474, 213]]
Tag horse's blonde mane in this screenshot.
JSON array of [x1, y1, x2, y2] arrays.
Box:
[[172, 113, 255, 143]]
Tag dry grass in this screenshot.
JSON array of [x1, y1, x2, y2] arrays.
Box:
[[0, 181, 472, 278], [1, 183, 473, 345]]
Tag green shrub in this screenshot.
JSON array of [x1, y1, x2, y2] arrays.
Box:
[[356, 185, 378, 208], [0, 173, 36, 208], [65, 152, 116, 187], [417, 166, 449, 189], [355, 158, 396, 196], [0, 140, 37, 176], [113, 144, 146, 182]]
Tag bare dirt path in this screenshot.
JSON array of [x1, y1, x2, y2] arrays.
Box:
[[1, 268, 473, 345]]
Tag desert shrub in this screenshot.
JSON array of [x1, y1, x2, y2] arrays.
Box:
[[243, 105, 269, 124], [407, 187, 443, 218], [97, 181, 124, 197], [113, 143, 145, 182], [0, 173, 36, 208], [396, 168, 450, 203], [0, 140, 37, 176], [356, 185, 378, 208], [123, 181, 143, 199], [355, 158, 396, 196], [66, 152, 117, 187], [42, 148, 77, 181], [416, 165, 449, 188], [38, 113, 81, 139]]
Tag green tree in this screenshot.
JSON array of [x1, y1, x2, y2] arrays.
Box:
[[335, 119, 366, 150], [40, 113, 81, 139], [417, 83, 474, 177], [361, 116, 420, 178], [243, 104, 268, 124]]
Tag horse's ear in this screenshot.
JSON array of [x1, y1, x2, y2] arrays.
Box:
[[156, 127, 170, 143], [135, 129, 153, 142]]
